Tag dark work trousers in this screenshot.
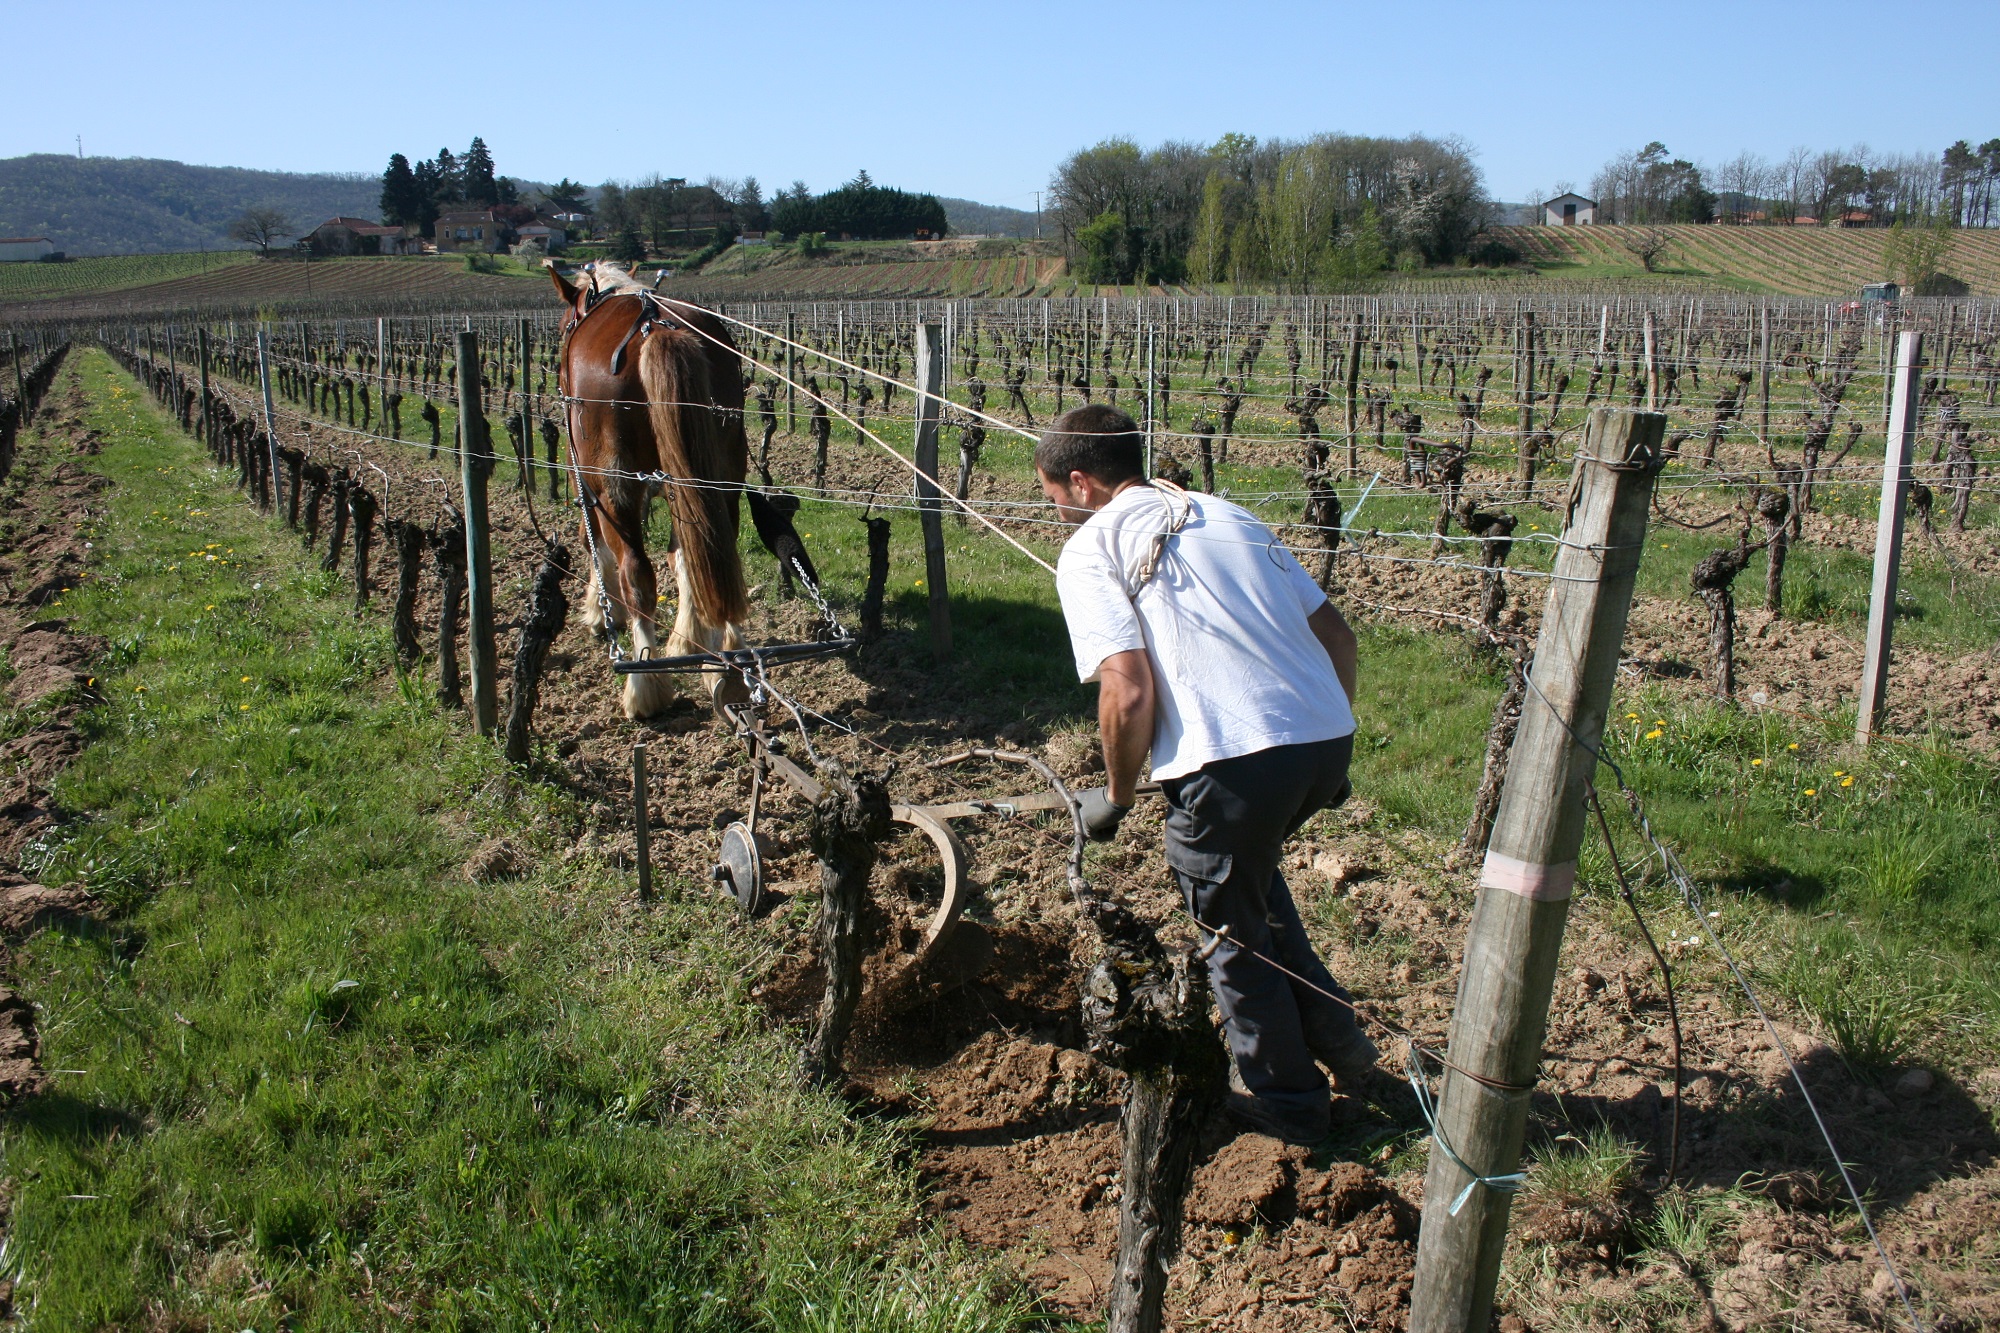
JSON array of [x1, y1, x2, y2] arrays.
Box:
[[1160, 735, 1361, 1119]]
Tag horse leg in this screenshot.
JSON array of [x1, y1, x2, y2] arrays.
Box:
[[601, 515, 676, 721], [578, 509, 623, 638], [667, 547, 750, 713]]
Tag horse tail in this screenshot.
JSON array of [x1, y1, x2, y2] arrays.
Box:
[[639, 327, 748, 627]]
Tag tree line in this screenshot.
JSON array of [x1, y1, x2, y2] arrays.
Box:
[[769, 171, 948, 241], [378, 139, 588, 238], [1576, 138, 2000, 228], [1048, 133, 1490, 289]]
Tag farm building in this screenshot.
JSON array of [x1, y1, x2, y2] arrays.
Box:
[[308, 218, 416, 257], [1541, 193, 1597, 226], [434, 208, 514, 253], [513, 224, 567, 254], [0, 237, 57, 262]]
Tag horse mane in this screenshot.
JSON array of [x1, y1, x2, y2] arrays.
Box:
[[585, 262, 651, 297]]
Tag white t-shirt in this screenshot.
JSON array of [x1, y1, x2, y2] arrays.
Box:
[[1055, 484, 1356, 782]]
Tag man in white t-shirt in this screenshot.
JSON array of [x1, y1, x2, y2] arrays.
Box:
[[1038, 404, 1378, 1145]]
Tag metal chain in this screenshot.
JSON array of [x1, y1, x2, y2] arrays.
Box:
[[570, 447, 624, 662], [790, 555, 849, 641]]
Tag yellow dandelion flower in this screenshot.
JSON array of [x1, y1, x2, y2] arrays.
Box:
[[1804, 788, 1817, 797], [1840, 776, 1854, 788], [1751, 758, 1764, 766], [1787, 742, 1799, 751], [239, 704, 250, 711], [240, 675, 252, 683], [1644, 728, 1664, 740], [135, 685, 146, 693], [1626, 712, 1639, 720], [1654, 719, 1667, 727], [205, 604, 215, 611]]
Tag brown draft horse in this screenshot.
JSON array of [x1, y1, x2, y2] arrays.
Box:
[[548, 261, 750, 718]]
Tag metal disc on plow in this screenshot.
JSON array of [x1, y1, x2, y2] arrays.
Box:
[[712, 821, 763, 918]]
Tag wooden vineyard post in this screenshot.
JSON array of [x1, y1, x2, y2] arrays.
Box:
[[785, 311, 799, 435], [166, 325, 182, 425], [1856, 330, 1923, 745], [255, 327, 283, 513], [1758, 299, 1772, 454], [632, 743, 653, 903], [1515, 309, 1536, 490], [1345, 332, 1363, 476], [1143, 325, 1156, 478], [456, 330, 500, 736], [8, 332, 22, 407], [912, 321, 953, 663], [518, 316, 534, 491], [1409, 408, 1665, 1333], [1642, 311, 1659, 412], [196, 328, 212, 449]]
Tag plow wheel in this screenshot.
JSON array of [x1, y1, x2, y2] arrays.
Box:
[[709, 820, 764, 918], [888, 803, 973, 975]]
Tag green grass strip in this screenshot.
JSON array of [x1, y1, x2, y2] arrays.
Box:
[[3, 350, 1044, 1332]]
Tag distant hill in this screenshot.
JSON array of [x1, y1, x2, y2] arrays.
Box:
[[0, 155, 380, 256], [940, 197, 1040, 239]]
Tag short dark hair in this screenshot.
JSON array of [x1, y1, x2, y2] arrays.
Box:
[[1035, 405, 1143, 484]]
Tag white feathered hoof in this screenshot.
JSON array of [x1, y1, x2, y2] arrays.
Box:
[[581, 569, 611, 635], [620, 656, 678, 720]]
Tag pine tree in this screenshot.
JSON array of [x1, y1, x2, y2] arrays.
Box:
[[380, 154, 422, 226], [463, 138, 499, 207], [433, 149, 463, 205], [411, 158, 445, 236], [541, 178, 590, 214]]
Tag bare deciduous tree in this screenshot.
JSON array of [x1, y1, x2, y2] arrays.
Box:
[[228, 206, 294, 256], [1621, 227, 1673, 272]]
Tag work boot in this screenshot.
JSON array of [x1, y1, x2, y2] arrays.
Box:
[[1224, 1062, 1331, 1146], [1305, 1022, 1381, 1091]]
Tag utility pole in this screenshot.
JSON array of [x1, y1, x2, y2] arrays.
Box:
[[1856, 331, 1923, 744], [457, 330, 500, 736], [1409, 407, 1667, 1333], [912, 322, 952, 663]]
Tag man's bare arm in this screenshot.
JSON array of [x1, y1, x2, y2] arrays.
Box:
[[1096, 648, 1156, 806], [1309, 602, 1358, 702]]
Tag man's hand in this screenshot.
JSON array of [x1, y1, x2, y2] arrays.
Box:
[[1076, 788, 1131, 842]]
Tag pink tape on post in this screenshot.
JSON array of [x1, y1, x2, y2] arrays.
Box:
[[1479, 850, 1577, 902]]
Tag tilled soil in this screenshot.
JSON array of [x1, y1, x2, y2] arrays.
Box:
[[126, 356, 2000, 1328], [0, 362, 108, 1126]]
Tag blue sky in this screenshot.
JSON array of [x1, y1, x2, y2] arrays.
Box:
[[10, 0, 1996, 207]]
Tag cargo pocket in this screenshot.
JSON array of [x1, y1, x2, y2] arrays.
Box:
[[1163, 838, 1232, 888]]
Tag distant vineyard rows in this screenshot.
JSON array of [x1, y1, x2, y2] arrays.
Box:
[[1495, 224, 2000, 296], [0, 251, 256, 304]]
